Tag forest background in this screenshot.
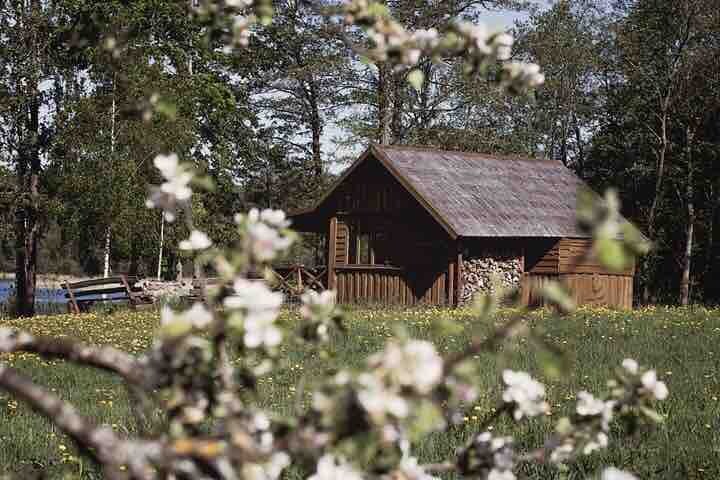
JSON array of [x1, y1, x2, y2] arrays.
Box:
[[1, 0, 718, 306]]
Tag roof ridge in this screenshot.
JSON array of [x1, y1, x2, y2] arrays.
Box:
[[372, 143, 561, 164]]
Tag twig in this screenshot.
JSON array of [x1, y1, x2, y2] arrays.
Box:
[[444, 314, 525, 373], [421, 461, 456, 473], [0, 363, 125, 473]]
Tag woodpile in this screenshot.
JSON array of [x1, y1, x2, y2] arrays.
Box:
[[137, 279, 193, 300], [460, 256, 522, 304]]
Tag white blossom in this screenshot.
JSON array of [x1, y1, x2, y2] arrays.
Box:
[[488, 470, 516, 480], [236, 209, 294, 262], [357, 373, 409, 421], [147, 153, 195, 220], [411, 28, 440, 49], [582, 431, 608, 455], [300, 290, 337, 340], [472, 432, 516, 479], [155, 153, 193, 201], [395, 456, 439, 480], [179, 230, 213, 251], [549, 442, 574, 463], [501, 370, 549, 420], [259, 209, 291, 229], [601, 468, 639, 480], [501, 62, 545, 90], [300, 290, 336, 320], [308, 454, 364, 480], [247, 222, 293, 261], [225, 279, 284, 348], [233, 15, 252, 47], [160, 303, 213, 330], [640, 370, 669, 400], [622, 358, 639, 375], [490, 32, 513, 60], [576, 391, 605, 417], [242, 452, 290, 480], [458, 21, 491, 54], [154, 153, 180, 178], [369, 340, 443, 394], [226, 0, 254, 8]]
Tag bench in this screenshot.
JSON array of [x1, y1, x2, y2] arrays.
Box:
[[63, 276, 154, 314]]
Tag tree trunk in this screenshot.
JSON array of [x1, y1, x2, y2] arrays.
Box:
[[377, 62, 393, 145], [680, 127, 694, 306], [103, 77, 116, 278], [103, 227, 111, 277], [680, 205, 694, 305], [14, 0, 41, 317], [157, 214, 164, 280], [391, 72, 403, 143], [307, 79, 323, 180], [642, 112, 669, 304]]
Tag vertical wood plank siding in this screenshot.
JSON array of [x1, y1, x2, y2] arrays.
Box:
[[334, 266, 451, 305], [521, 273, 633, 310]]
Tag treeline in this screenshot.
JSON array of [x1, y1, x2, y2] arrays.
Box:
[[1, 0, 718, 305]]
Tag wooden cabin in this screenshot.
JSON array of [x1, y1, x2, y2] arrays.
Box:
[[290, 145, 636, 309]]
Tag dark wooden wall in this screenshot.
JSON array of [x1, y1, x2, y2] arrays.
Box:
[[324, 157, 455, 305]]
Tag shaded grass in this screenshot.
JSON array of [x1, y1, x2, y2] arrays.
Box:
[[0, 305, 719, 478]]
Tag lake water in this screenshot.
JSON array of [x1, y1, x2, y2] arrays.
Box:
[[0, 280, 68, 304]]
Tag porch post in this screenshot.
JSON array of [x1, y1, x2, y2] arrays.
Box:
[[328, 216, 338, 290], [448, 256, 455, 307], [456, 241, 463, 306]]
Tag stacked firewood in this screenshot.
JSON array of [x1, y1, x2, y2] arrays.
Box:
[[138, 279, 193, 300], [460, 256, 522, 304]]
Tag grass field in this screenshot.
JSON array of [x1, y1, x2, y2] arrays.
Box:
[[0, 305, 718, 479]]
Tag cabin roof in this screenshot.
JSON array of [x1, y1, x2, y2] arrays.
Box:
[[292, 144, 603, 239]]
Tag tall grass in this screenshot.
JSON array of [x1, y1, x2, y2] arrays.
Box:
[[0, 306, 718, 478]]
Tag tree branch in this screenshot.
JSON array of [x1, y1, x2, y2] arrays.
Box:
[[0, 328, 148, 387]]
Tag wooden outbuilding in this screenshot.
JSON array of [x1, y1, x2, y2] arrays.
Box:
[[290, 145, 635, 309]]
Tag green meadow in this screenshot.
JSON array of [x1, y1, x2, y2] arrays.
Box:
[[0, 306, 718, 478]]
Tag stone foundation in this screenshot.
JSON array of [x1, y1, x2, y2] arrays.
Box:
[[460, 254, 522, 304]]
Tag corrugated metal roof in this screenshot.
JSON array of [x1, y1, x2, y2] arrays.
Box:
[[372, 145, 589, 238]]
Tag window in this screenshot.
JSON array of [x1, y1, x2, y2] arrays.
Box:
[[347, 221, 391, 265]]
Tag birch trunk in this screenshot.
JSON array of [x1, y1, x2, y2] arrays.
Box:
[[103, 78, 117, 278], [680, 127, 694, 306], [157, 215, 164, 281]]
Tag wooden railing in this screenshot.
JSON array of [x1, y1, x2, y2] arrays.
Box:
[[270, 264, 327, 297]]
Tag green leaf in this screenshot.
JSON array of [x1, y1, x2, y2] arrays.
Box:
[[155, 100, 177, 120], [640, 406, 665, 424], [408, 400, 444, 441], [159, 319, 192, 338], [537, 347, 563, 380], [407, 69, 425, 91], [595, 237, 628, 272], [540, 281, 576, 314], [367, 3, 390, 18]]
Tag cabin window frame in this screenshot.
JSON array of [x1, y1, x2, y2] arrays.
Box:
[[346, 219, 391, 266]]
